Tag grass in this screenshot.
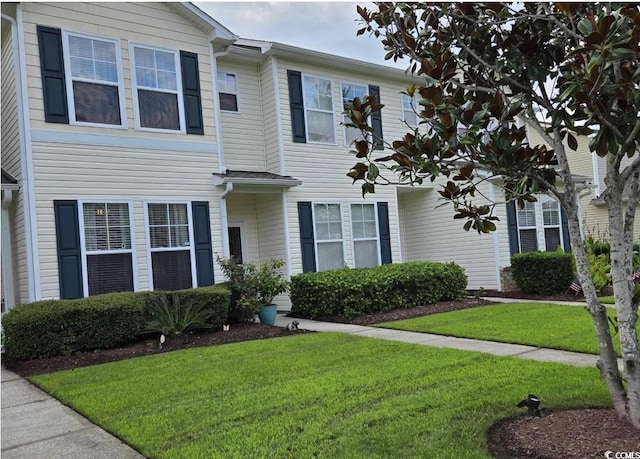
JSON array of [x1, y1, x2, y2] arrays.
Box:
[[377, 302, 634, 355], [30, 333, 611, 458]]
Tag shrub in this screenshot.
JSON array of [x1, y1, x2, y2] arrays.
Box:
[[511, 252, 574, 294], [2, 291, 152, 360], [2, 285, 230, 360], [171, 285, 230, 330], [289, 261, 467, 319]]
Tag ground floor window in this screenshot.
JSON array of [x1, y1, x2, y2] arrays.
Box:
[[515, 195, 564, 253], [146, 202, 194, 291], [81, 202, 134, 295], [350, 203, 380, 268], [313, 203, 345, 271]]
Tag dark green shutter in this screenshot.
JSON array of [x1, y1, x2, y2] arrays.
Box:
[[37, 26, 68, 124], [180, 51, 204, 135], [560, 208, 572, 252], [287, 70, 306, 143], [298, 202, 316, 272], [506, 201, 520, 255], [192, 201, 214, 286], [377, 202, 392, 264], [368, 85, 383, 150], [54, 200, 83, 299]]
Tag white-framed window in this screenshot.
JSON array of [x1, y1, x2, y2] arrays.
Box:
[[516, 195, 564, 253], [401, 93, 419, 127], [145, 202, 196, 291], [341, 82, 367, 146], [217, 71, 239, 112], [312, 203, 345, 271], [62, 32, 126, 127], [303, 74, 336, 144], [350, 203, 380, 268], [131, 44, 185, 132], [79, 201, 136, 296]]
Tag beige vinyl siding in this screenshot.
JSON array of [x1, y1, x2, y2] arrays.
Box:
[[260, 58, 281, 174], [1, 30, 21, 177], [398, 183, 500, 290], [21, 2, 216, 142], [255, 193, 287, 262], [31, 141, 224, 299], [217, 59, 267, 171]]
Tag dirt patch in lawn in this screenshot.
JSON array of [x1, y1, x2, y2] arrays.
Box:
[[487, 408, 640, 458]]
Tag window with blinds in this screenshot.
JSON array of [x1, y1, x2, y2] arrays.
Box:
[[82, 202, 134, 296], [515, 196, 564, 253], [351, 203, 380, 268], [147, 203, 193, 290], [313, 203, 345, 271]]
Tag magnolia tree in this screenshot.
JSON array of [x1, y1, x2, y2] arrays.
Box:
[[346, 3, 640, 427]]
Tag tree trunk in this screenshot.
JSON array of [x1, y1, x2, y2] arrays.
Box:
[[564, 193, 628, 420], [606, 166, 640, 428]]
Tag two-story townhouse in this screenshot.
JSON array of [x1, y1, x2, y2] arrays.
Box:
[[1, 2, 238, 309]]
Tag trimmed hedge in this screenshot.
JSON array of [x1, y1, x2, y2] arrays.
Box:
[[2, 285, 230, 360], [511, 252, 574, 294], [289, 261, 467, 319]]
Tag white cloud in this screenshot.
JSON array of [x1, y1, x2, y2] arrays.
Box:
[[196, 2, 406, 68]]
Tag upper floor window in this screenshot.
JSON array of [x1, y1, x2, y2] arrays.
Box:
[[341, 83, 367, 146], [131, 45, 184, 132], [303, 75, 335, 144], [63, 32, 125, 126], [217, 71, 238, 112], [401, 93, 419, 127]]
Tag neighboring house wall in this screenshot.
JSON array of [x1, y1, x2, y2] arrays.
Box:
[[398, 182, 505, 290], [1, 22, 29, 305], [526, 128, 640, 240], [18, 2, 225, 299]]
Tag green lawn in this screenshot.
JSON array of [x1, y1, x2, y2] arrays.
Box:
[[31, 333, 610, 458], [377, 302, 632, 355]]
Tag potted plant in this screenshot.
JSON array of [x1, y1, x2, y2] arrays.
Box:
[[255, 258, 289, 325]]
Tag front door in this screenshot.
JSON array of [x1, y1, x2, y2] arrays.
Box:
[[228, 222, 245, 263]]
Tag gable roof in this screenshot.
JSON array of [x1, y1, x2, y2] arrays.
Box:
[[162, 3, 238, 46]]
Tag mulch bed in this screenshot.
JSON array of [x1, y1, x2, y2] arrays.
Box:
[[3, 295, 639, 457]]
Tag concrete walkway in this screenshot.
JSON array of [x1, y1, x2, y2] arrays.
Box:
[[274, 314, 617, 368], [1, 367, 144, 459], [0, 297, 615, 458]]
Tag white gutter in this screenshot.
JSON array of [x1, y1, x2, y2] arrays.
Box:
[[3, 8, 40, 302], [212, 176, 302, 187]]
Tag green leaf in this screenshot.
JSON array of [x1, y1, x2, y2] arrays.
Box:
[[567, 133, 578, 151]]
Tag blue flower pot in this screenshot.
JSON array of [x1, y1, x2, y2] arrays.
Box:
[[258, 304, 278, 325]]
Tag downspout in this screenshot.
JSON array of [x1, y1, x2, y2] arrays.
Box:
[[2, 190, 16, 310], [209, 38, 231, 264], [219, 182, 233, 259], [209, 40, 229, 174], [3, 9, 40, 302]]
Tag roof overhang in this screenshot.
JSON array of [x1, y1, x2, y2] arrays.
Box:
[[231, 38, 418, 82], [1, 168, 18, 191], [213, 170, 302, 193], [171, 3, 238, 48]]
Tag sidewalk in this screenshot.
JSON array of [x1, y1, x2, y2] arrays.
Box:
[[1, 366, 144, 459]]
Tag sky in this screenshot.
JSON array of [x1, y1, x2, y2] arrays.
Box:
[[195, 2, 407, 69]]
